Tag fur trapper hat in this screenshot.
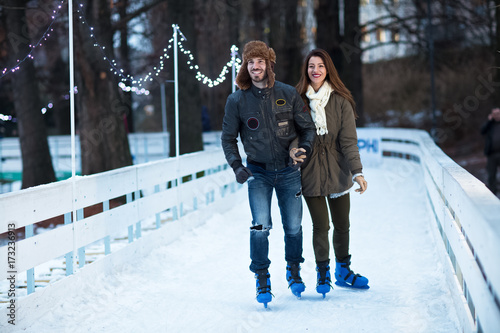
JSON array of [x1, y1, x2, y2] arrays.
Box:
[[236, 41, 276, 90]]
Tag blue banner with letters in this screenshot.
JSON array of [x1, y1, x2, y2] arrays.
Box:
[[357, 129, 382, 166]]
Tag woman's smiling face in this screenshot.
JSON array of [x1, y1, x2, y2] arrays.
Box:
[[308, 56, 327, 91]]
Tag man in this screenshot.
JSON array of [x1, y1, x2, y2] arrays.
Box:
[[221, 41, 316, 307], [481, 107, 500, 195]]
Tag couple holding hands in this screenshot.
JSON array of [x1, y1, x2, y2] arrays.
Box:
[[221, 40, 368, 307]]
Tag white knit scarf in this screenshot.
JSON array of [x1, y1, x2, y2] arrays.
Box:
[[306, 82, 333, 136]]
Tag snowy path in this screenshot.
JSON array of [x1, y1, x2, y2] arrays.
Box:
[[20, 160, 460, 333]]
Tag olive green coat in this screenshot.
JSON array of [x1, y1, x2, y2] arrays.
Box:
[[300, 93, 363, 197]]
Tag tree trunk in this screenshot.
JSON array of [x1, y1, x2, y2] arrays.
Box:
[[494, 0, 500, 107], [283, 0, 302, 85], [5, 0, 56, 189], [269, 0, 302, 86], [39, 0, 70, 135], [238, 0, 265, 43], [74, 0, 132, 175], [315, 0, 344, 74], [227, 0, 240, 46], [194, 0, 233, 132], [342, 0, 365, 126], [118, 0, 133, 133], [166, 0, 203, 156]]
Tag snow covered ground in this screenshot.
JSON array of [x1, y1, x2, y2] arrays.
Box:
[[6, 159, 461, 332]]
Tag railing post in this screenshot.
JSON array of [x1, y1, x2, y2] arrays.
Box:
[[155, 184, 161, 229], [135, 190, 142, 239], [64, 212, 74, 276], [126, 193, 134, 242], [103, 200, 111, 255], [25, 224, 35, 294], [77, 209, 85, 268], [231, 45, 237, 93], [173, 24, 180, 159]]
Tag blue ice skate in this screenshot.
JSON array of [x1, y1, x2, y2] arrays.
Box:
[[316, 261, 332, 298], [334, 255, 369, 289], [255, 269, 272, 308], [286, 263, 305, 298]]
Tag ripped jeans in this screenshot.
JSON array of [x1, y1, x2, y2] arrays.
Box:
[[247, 163, 304, 273]]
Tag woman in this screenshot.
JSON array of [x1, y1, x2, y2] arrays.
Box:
[[291, 49, 369, 297]]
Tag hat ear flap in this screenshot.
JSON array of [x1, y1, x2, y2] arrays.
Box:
[[236, 64, 251, 90], [266, 61, 275, 88], [267, 47, 276, 88], [268, 47, 276, 63]]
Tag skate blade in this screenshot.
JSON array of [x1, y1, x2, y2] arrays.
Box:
[[316, 285, 331, 297], [290, 283, 305, 298], [334, 281, 370, 289], [257, 293, 273, 306]]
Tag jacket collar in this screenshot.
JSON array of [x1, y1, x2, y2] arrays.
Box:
[[250, 83, 271, 99]]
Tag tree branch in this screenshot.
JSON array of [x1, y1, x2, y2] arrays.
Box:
[[111, 0, 168, 31]]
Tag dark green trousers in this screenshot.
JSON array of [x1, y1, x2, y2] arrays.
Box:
[[304, 194, 350, 263]]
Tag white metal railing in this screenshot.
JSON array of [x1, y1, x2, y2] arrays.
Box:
[[0, 148, 238, 295], [0, 128, 499, 332], [361, 128, 500, 333], [0, 131, 223, 185]]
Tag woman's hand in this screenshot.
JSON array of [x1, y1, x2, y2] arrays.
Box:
[[289, 147, 307, 165], [354, 175, 367, 194]]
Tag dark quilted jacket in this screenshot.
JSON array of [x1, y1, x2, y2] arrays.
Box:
[[221, 81, 316, 171]]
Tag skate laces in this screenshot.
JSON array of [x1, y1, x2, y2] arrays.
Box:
[[256, 272, 271, 294], [316, 264, 331, 285], [286, 264, 303, 285], [339, 262, 362, 284]]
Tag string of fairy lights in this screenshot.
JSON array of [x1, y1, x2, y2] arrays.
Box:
[[75, 1, 153, 95], [0, 0, 66, 79], [175, 25, 242, 88], [0, 1, 242, 123], [75, 2, 242, 94]]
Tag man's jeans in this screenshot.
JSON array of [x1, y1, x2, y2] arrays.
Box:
[[247, 163, 304, 273]]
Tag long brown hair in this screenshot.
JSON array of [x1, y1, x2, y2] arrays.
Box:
[[296, 48, 357, 118]]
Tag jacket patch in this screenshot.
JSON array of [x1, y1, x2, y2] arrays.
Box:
[[276, 99, 286, 106], [247, 117, 259, 130]]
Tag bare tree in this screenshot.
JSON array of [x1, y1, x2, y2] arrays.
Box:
[[364, 0, 495, 55], [74, 0, 133, 175], [343, 0, 365, 126], [117, 0, 133, 133], [194, 0, 233, 131], [315, 0, 343, 73], [165, 0, 203, 155], [4, 0, 56, 188], [36, 0, 70, 136], [494, 0, 500, 107], [268, 0, 303, 86]]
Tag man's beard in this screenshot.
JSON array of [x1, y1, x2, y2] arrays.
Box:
[[250, 70, 268, 83]]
